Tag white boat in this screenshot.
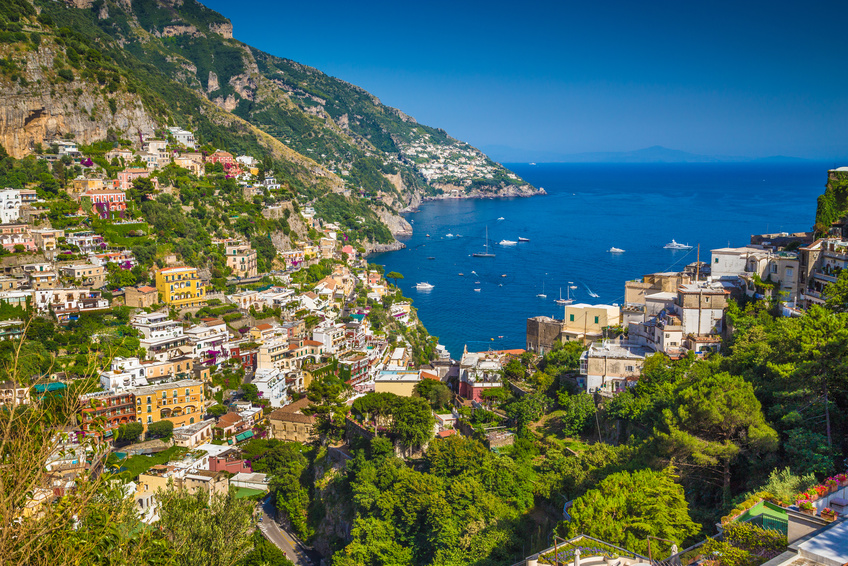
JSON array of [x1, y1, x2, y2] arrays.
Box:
[[555, 283, 574, 305], [472, 226, 496, 258], [445, 233, 454, 238], [474, 288, 481, 292], [499, 240, 517, 246], [497, 217, 505, 221], [608, 247, 625, 253], [536, 280, 547, 299], [664, 239, 693, 250], [518, 237, 530, 242], [415, 282, 434, 290]]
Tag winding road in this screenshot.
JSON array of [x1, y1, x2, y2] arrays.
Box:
[[257, 495, 321, 566]]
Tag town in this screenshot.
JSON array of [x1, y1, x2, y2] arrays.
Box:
[[2, 126, 848, 566]]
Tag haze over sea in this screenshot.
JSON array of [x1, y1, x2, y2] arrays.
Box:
[[372, 162, 837, 357]]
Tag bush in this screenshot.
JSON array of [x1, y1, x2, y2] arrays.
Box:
[[57, 68, 74, 82], [146, 420, 174, 439]]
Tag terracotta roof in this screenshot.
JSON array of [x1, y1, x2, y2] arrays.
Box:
[[437, 430, 456, 438], [420, 371, 440, 381], [268, 397, 315, 425], [303, 340, 322, 346], [217, 412, 244, 427], [134, 286, 157, 293], [255, 323, 273, 331]]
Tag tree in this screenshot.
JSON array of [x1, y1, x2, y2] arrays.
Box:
[[146, 420, 174, 440], [304, 375, 350, 442], [414, 379, 451, 411], [505, 392, 550, 432], [390, 396, 435, 448], [116, 422, 143, 443], [242, 383, 260, 404], [563, 468, 700, 556], [129, 176, 155, 204], [657, 371, 778, 505], [502, 358, 526, 382], [157, 487, 255, 566], [385, 271, 403, 287], [242, 532, 295, 566], [207, 404, 227, 418], [556, 392, 595, 437], [823, 269, 848, 312]]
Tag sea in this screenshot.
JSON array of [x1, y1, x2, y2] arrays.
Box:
[[371, 162, 839, 358]]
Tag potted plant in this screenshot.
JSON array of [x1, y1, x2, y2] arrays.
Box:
[[799, 500, 814, 516], [816, 485, 829, 498], [837, 473, 848, 487], [604, 553, 620, 565], [825, 478, 838, 493], [821, 507, 837, 522], [807, 489, 819, 502]]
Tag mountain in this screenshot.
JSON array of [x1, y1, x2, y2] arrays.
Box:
[[482, 144, 807, 164], [0, 0, 538, 245]]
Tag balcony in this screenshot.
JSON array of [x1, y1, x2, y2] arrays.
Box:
[[812, 269, 838, 283]]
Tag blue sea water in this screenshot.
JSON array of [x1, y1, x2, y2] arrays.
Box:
[[371, 162, 838, 357]]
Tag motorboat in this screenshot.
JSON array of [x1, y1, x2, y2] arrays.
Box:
[[499, 240, 517, 246], [518, 237, 530, 242], [497, 217, 505, 221], [458, 273, 464, 276], [446, 233, 454, 238], [664, 239, 693, 250], [415, 282, 434, 290], [474, 288, 481, 292], [608, 247, 625, 253]]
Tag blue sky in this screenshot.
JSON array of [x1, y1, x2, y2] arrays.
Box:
[[200, 0, 847, 160]]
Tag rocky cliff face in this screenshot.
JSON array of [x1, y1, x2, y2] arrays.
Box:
[[0, 47, 156, 158]]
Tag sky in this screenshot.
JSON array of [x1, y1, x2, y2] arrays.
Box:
[[200, 0, 848, 161]]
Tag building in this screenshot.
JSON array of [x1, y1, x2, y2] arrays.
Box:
[[125, 285, 158, 308], [31, 228, 64, 251], [79, 188, 127, 219], [172, 419, 215, 448], [78, 390, 136, 438], [132, 312, 189, 361], [132, 379, 204, 431], [0, 189, 21, 224], [799, 238, 848, 308], [155, 267, 206, 308], [173, 156, 203, 176], [225, 243, 258, 278], [268, 397, 316, 443], [0, 223, 34, 252], [215, 412, 250, 438], [0, 380, 29, 406], [711, 246, 800, 305], [577, 341, 652, 395], [458, 349, 503, 403], [116, 168, 151, 191], [526, 304, 622, 354], [207, 150, 234, 169], [374, 370, 420, 397], [167, 127, 196, 149], [252, 368, 289, 407], [59, 264, 106, 288], [65, 231, 105, 253]]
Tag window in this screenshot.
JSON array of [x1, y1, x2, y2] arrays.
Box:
[[147, 416, 152, 424], [594, 316, 599, 324], [147, 406, 151, 413], [714, 258, 719, 263], [185, 389, 190, 397], [665, 333, 670, 338], [705, 297, 710, 303], [569, 314, 575, 322], [146, 396, 151, 404]]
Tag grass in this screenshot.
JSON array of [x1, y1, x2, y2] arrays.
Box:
[[119, 446, 188, 479], [235, 487, 266, 500], [99, 221, 151, 247]]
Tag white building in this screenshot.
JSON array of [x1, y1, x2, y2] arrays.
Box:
[[0, 189, 21, 224], [167, 127, 196, 149], [252, 368, 289, 407]]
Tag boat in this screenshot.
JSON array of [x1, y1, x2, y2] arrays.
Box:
[[497, 217, 505, 221], [471, 270, 477, 275], [608, 247, 625, 253], [446, 233, 454, 238], [536, 281, 547, 299], [474, 288, 481, 292], [472, 226, 496, 258], [555, 284, 574, 306], [458, 273, 464, 276], [499, 240, 517, 246], [426, 234, 430, 238], [415, 282, 434, 290], [663, 239, 693, 250], [501, 274, 507, 277], [518, 237, 530, 242], [474, 281, 481, 284], [529, 162, 536, 166], [427, 257, 435, 260]]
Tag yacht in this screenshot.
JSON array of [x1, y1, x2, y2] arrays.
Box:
[[555, 284, 574, 305], [664, 239, 693, 250], [499, 239, 517, 246], [446, 233, 454, 238], [415, 282, 434, 290], [536, 281, 547, 299], [497, 217, 505, 221], [518, 237, 530, 242], [472, 226, 496, 258], [608, 247, 625, 253]]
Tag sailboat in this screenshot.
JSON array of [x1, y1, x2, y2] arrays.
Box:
[[555, 283, 574, 305], [472, 226, 496, 258], [536, 280, 547, 299]]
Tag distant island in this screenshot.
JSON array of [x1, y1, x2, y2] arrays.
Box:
[[482, 144, 810, 164]]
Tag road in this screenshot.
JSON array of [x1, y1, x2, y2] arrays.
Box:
[[257, 496, 320, 566]]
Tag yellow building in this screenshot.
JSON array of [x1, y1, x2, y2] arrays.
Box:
[[561, 303, 621, 343], [155, 266, 206, 308], [132, 379, 204, 431]]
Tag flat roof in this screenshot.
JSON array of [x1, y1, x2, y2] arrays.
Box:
[[797, 520, 848, 564]]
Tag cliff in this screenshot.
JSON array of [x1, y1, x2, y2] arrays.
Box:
[[815, 169, 848, 234]]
